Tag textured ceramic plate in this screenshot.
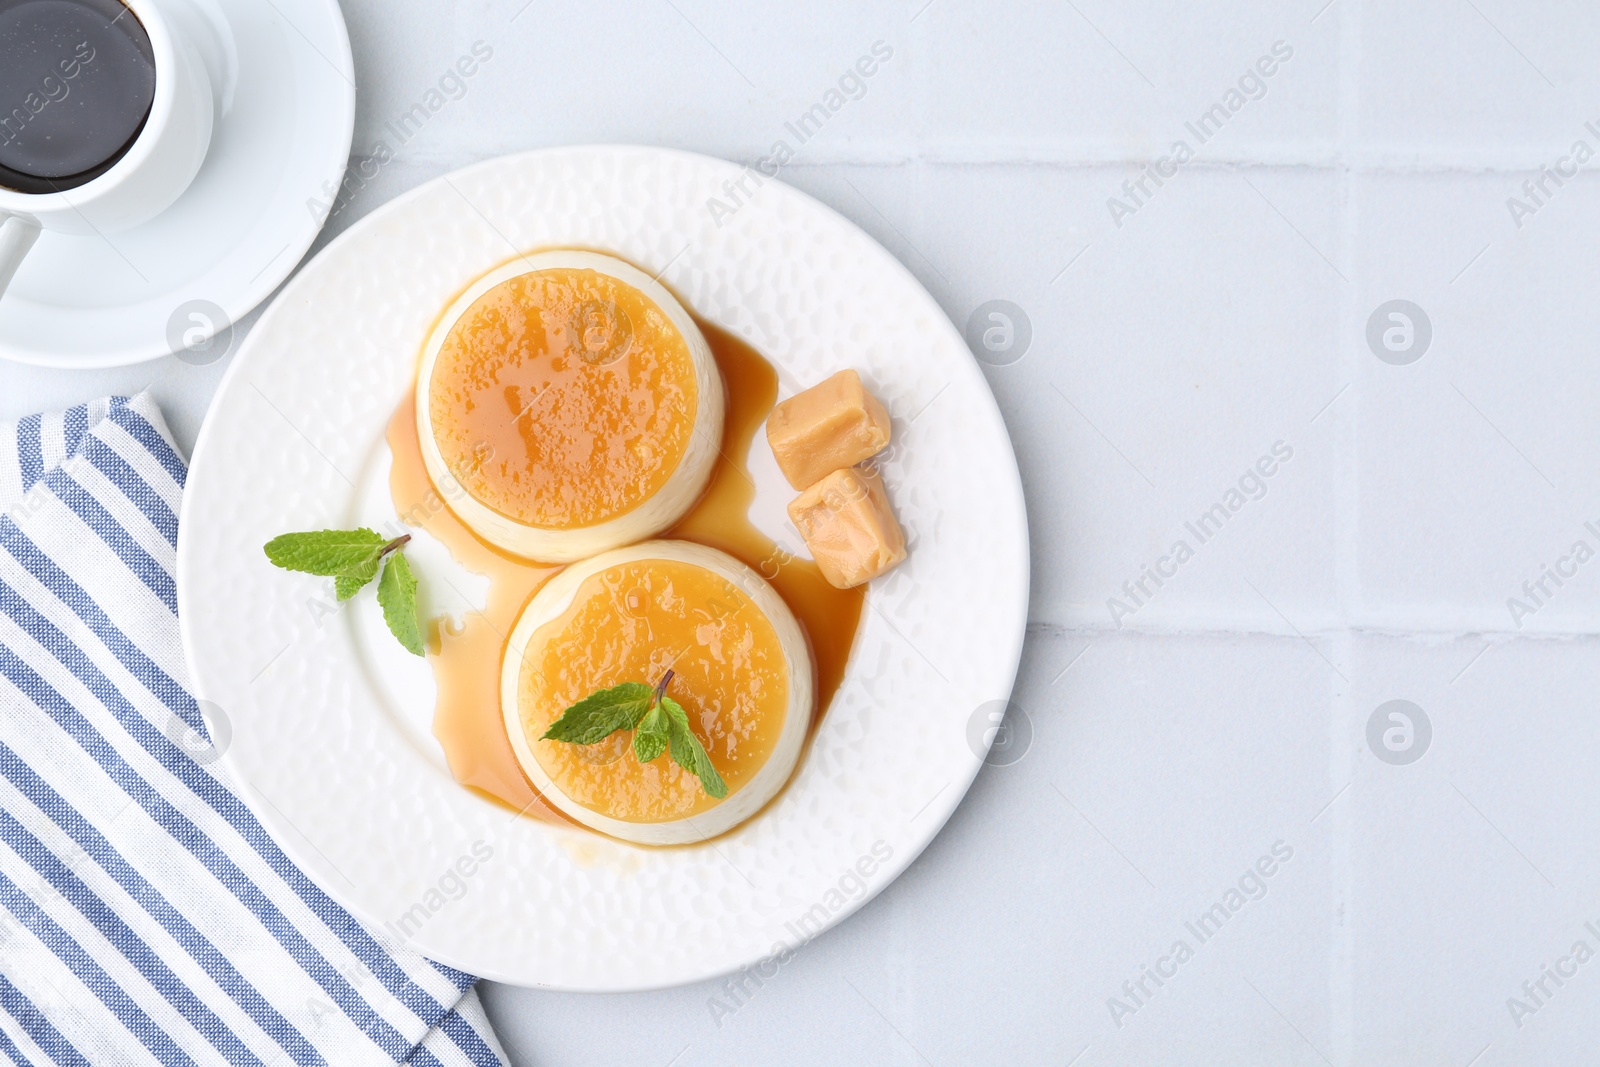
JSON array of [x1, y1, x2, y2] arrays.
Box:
[[177, 146, 1029, 990]]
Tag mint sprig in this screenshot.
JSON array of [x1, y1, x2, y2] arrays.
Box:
[[263, 528, 424, 656], [541, 670, 728, 799]]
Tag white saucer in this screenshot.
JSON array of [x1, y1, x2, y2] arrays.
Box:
[[0, 0, 354, 369]]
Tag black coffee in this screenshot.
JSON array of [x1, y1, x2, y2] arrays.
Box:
[[0, 0, 156, 194]]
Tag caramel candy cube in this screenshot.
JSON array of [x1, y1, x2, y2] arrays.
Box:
[[766, 370, 891, 490], [788, 466, 906, 589]]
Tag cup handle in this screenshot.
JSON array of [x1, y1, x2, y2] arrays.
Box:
[[0, 212, 42, 300]]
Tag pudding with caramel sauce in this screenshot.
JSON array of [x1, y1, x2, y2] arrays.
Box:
[[501, 541, 813, 845], [380, 252, 874, 844], [416, 250, 724, 562]]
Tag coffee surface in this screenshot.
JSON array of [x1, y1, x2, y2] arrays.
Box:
[[0, 0, 156, 193]]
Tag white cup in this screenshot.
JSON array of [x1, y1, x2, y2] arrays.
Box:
[[0, 0, 214, 298]]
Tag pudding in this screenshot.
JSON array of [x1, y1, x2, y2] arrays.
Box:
[[416, 250, 725, 562], [501, 541, 814, 845]]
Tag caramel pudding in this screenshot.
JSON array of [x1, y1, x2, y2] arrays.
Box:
[[416, 250, 725, 562], [385, 276, 866, 839], [501, 541, 813, 845]]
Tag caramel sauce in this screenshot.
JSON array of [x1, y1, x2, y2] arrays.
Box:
[[386, 315, 865, 825], [387, 393, 563, 820], [427, 267, 697, 528], [664, 329, 864, 727]]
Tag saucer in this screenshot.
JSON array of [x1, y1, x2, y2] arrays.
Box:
[[0, 0, 354, 368]]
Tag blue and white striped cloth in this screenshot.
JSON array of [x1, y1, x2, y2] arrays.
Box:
[[0, 395, 509, 1066]]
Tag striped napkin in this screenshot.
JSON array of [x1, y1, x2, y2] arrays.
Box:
[[0, 395, 509, 1067]]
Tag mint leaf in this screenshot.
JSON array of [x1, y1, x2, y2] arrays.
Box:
[[377, 552, 424, 656], [662, 697, 727, 799], [633, 702, 669, 764], [335, 559, 380, 601], [264, 529, 388, 576], [542, 682, 654, 745]]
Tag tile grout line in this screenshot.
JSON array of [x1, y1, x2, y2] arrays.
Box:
[[366, 148, 1600, 175], [1328, 0, 1363, 1061], [1027, 614, 1600, 641]]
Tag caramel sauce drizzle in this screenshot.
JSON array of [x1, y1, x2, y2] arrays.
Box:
[[385, 318, 865, 825]]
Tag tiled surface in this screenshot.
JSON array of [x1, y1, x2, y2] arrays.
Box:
[[4, 0, 1600, 1062]]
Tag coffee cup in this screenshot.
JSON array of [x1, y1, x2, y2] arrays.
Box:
[[0, 0, 214, 298]]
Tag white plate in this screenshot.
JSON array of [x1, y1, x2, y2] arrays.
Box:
[[176, 145, 1030, 990], [0, 0, 353, 368]]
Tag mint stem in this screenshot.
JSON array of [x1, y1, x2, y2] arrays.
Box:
[[653, 669, 675, 705], [380, 534, 412, 557]]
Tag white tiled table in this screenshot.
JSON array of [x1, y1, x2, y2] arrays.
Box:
[[6, 0, 1600, 1062]]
